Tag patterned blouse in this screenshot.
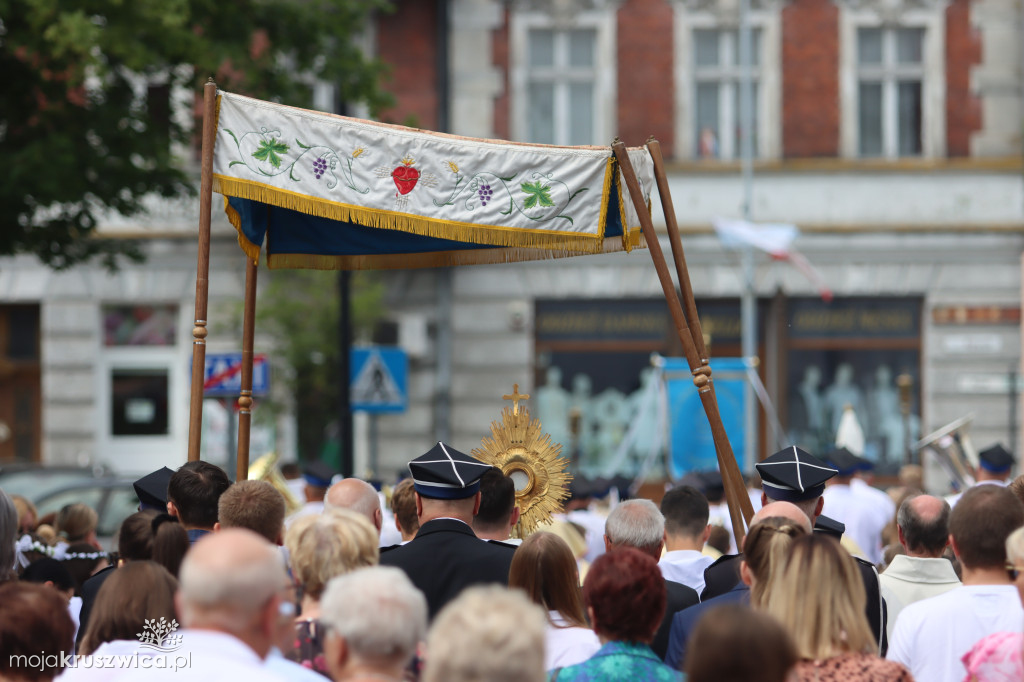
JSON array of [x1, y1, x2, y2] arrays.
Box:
[[550, 641, 684, 682], [792, 653, 914, 681], [287, 619, 330, 678]]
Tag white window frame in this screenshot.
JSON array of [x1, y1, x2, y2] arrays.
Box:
[[673, 2, 782, 160], [839, 4, 946, 159], [510, 8, 617, 146], [95, 303, 191, 473]]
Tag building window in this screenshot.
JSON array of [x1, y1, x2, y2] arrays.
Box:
[[673, 3, 782, 161], [111, 369, 170, 436], [693, 28, 762, 160], [526, 28, 598, 145], [856, 27, 924, 157], [838, 1, 945, 159], [103, 305, 177, 346], [510, 8, 615, 146]]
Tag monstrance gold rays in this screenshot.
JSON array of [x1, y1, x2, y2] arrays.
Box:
[[472, 384, 572, 538]]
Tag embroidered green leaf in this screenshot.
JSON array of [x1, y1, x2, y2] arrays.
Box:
[[252, 138, 289, 168], [295, 139, 311, 149], [521, 181, 554, 209]]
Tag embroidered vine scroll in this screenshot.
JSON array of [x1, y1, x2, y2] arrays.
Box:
[[211, 91, 655, 270]]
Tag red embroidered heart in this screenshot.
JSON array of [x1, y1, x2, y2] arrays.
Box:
[[392, 164, 420, 195]]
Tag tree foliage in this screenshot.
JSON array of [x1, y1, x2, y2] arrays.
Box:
[[0, 0, 392, 268], [247, 270, 384, 462]]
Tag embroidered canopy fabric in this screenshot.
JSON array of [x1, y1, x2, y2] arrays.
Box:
[[212, 91, 655, 270]]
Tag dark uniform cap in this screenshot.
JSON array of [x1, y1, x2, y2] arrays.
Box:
[[823, 447, 861, 477], [408, 442, 492, 500], [303, 460, 336, 489], [133, 467, 174, 511], [756, 446, 838, 502], [978, 444, 1014, 473]]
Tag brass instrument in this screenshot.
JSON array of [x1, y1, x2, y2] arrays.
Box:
[[248, 452, 303, 514]]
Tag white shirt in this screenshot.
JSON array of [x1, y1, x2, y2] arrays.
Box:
[[285, 501, 324, 529], [57, 640, 155, 682], [822, 482, 889, 564], [886, 584, 1024, 682], [945, 479, 1009, 508], [545, 611, 601, 671], [878, 554, 961, 642], [566, 507, 609, 564], [658, 550, 715, 596], [113, 629, 286, 682]]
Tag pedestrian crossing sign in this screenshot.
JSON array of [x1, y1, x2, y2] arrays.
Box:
[[351, 347, 408, 413]]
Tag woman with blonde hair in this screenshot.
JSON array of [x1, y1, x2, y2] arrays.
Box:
[[666, 512, 808, 670], [509, 531, 601, 670], [763, 533, 912, 680], [285, 507, 379, 677]]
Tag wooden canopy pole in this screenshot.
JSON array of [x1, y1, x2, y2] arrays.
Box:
[[236, 258, 258, 482], [645, 138, 754, 527], [187, 79, 219, 462], [646, 139, 709, 363], [611, 141, 753, 543]]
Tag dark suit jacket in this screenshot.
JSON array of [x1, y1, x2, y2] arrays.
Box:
[[664, 583, 750, 668], [651, 579, 699, 660], [76, 565, 115, 648], [378, 518, 516, 620]]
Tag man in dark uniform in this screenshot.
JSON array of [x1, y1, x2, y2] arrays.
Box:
[[700, 446, 888, 654], [379, 442, 517, 620]]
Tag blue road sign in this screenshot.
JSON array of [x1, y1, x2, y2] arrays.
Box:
[[203, 353, 270, 398], [351, 347, 407, 413]]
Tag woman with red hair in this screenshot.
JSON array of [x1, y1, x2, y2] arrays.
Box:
[[550, 548, 682, 681]]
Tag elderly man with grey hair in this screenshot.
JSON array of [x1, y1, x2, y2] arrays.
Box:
[[118, 528, 290, 682], [325, 479, 384, 536], [603, 499, 698, 659], [878, 494, 960, 641], [319, 566, 427, 681]]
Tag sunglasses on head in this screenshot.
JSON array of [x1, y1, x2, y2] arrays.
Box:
[[1006, 564, 1024, 581]]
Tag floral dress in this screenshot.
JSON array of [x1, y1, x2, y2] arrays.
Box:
[[792, 653, 914, 681], [287, 619, 330, 678]]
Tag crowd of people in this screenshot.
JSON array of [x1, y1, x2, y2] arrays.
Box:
[[2, 439, 1024, 682]]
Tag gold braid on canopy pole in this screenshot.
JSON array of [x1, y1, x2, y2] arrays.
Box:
[[472, 384, 572, 538]]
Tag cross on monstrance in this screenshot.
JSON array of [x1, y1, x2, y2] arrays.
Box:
[[502, 384, 530, 416]]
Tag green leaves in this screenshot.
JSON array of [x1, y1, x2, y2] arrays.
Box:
[[521, 180, 555, 209], [2, 0, 393, 270], [252, 138, 290, 168]]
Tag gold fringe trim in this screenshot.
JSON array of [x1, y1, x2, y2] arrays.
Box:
[[264, 235, 642, 271], [212, 174, 606, 254], [223, 196, 263, 263], [598, 156, 614, 250]]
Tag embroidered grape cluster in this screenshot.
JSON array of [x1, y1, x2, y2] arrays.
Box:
[[477, 183, 493, 206], [312, 156, 328, 180]]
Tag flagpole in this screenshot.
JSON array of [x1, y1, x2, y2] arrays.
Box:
[[187, 79, 218, 463], [612, 141, 754, 544], [236, 257, 258, 482], [739, 0, 758, 473]]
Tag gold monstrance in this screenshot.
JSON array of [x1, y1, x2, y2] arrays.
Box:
[[472, 384, 572, 538]]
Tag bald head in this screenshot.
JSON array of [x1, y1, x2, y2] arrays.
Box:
[[897, 494, 950, 558], [753, 501, 812, 534], [325, 479, 382, 535], [178, 528, 287, 649]]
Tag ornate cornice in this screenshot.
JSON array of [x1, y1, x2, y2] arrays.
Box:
[[832, 0, 951, 23], [510, 0, 626, 23], [670, 0, 788, 26]]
